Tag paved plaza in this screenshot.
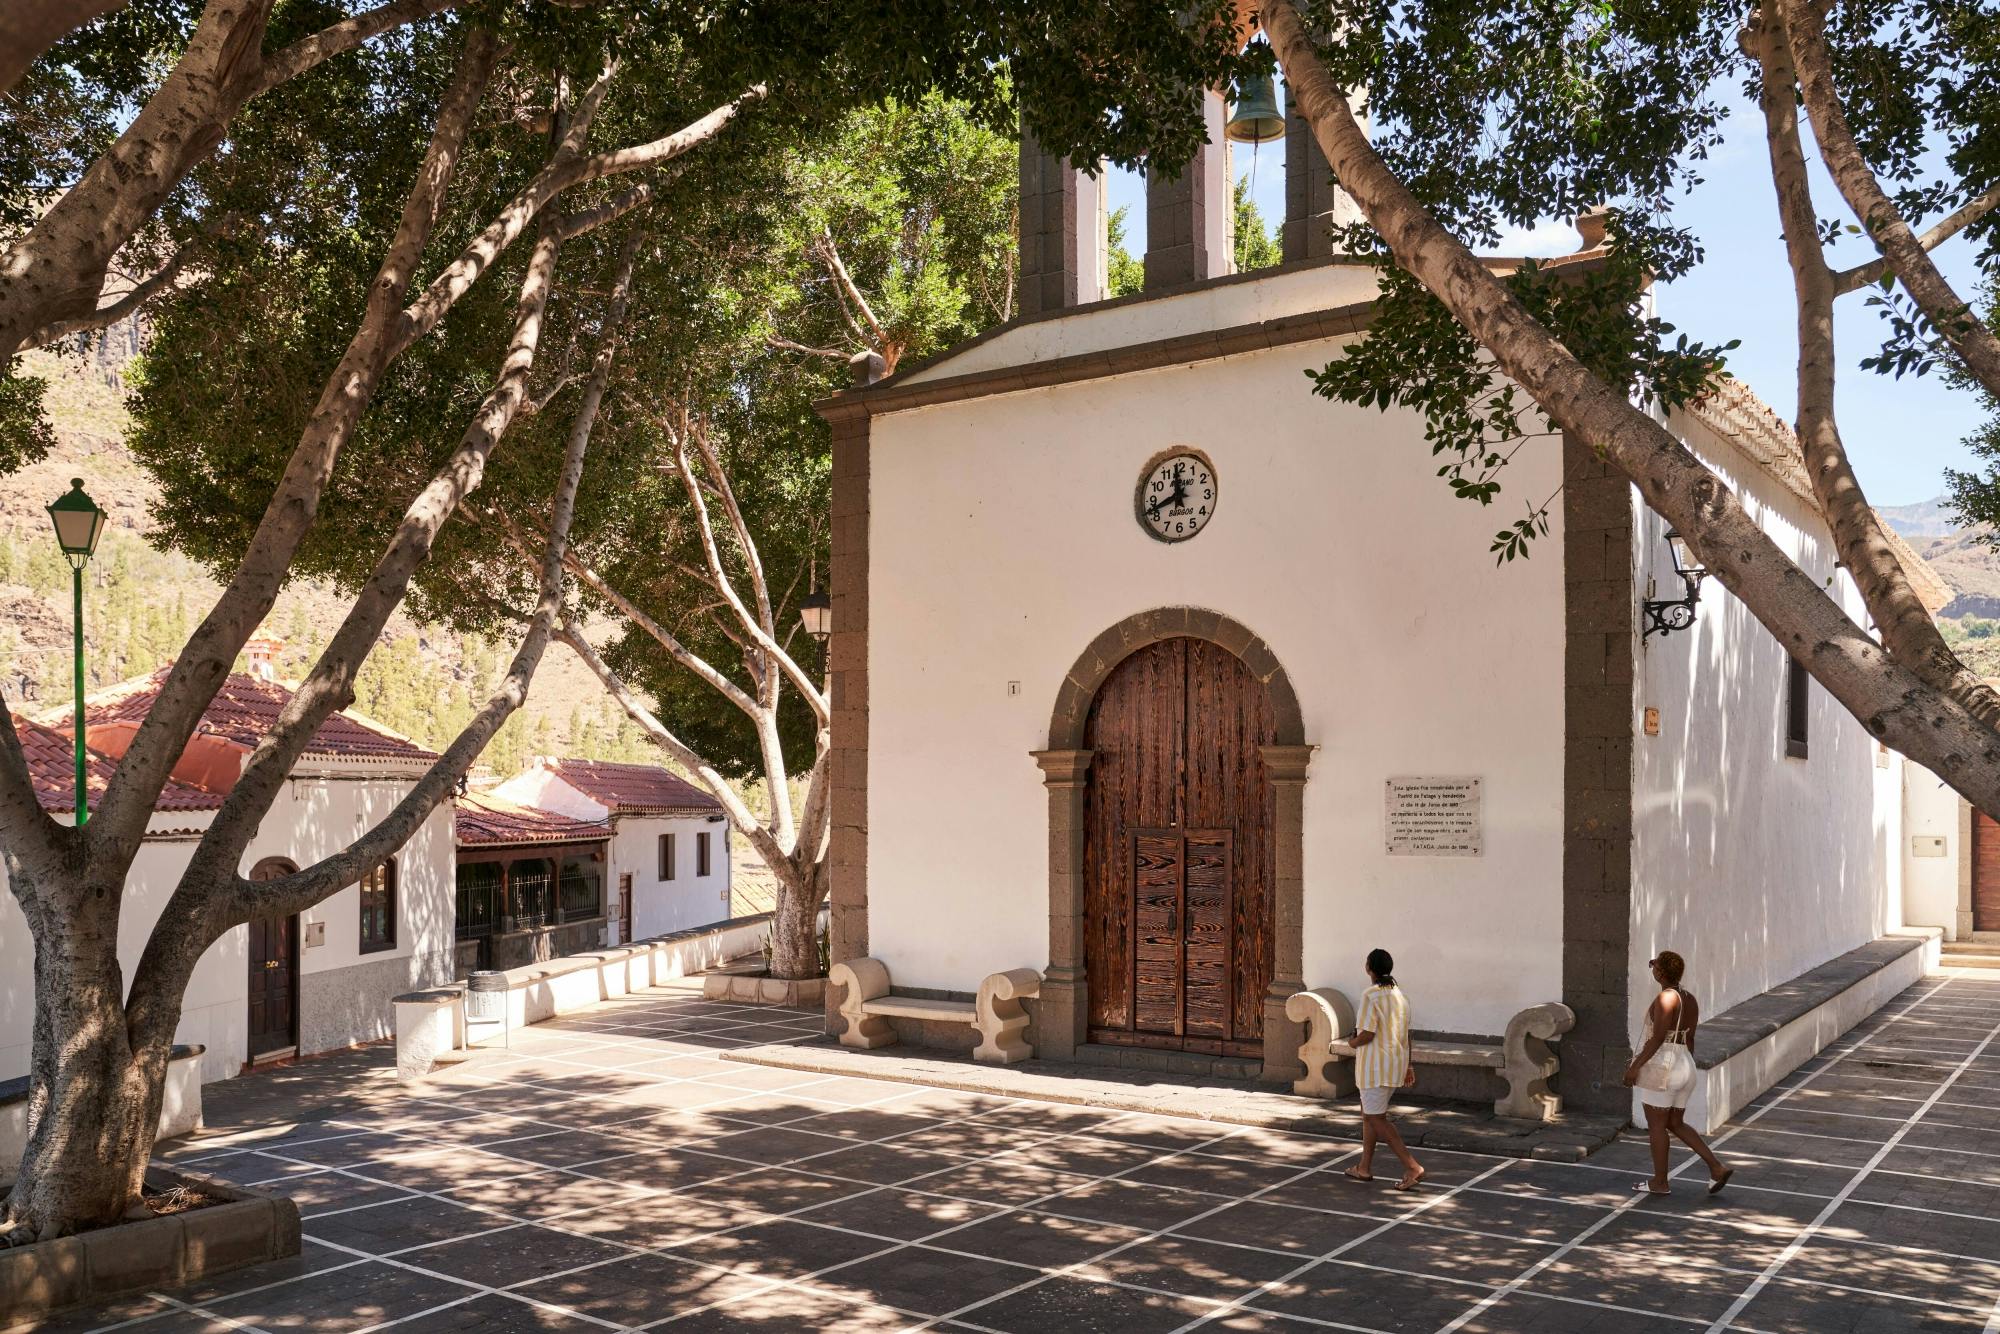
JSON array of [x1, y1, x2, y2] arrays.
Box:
[[31, 970, 2000, 1334]]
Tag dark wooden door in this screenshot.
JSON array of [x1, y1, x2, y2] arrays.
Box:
[[247, 858, 298, 1059], [618, 873, 634, 943], [1084, 638, 1274, 1056], [1976, 812, 2000, 931]]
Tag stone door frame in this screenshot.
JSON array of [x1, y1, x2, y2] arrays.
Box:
[[1033, 607, 1312, 1082]]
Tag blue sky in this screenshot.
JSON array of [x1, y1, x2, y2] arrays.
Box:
[[1102, 83, 1988, 507]]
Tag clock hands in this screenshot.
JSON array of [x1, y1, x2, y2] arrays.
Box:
[[1146, 463, 1193, 520]]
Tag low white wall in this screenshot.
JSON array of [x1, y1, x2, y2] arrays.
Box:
[[1655, 933, 1937, 1134]]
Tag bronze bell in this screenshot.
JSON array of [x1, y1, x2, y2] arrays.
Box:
[[1226, 67, 1285, 144]]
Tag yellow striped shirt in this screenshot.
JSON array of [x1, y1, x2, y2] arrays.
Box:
[[1356, 984, 1410, 1090]]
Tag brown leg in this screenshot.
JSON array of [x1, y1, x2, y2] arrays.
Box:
[[1642, 1103, 1673, 1192], [1374, 1115, 1423, 1186], [1667, 1107, 1727, 1180]]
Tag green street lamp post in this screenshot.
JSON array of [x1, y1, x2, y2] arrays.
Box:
[[46, 479, 107, 824]]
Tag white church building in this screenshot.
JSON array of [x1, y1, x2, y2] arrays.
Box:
[[816, 114, 1955, 1125]]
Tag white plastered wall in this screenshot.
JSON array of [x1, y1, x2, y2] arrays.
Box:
[[620, 813, 732, 939], [867, 328, 1569, 1036], [1631, 411, 1905, 1039], [1901, 763, 1962, 939], [0, 767, 454, 1084]]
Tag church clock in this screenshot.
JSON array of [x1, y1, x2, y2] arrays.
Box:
[[1136, 449, 1218, 544]]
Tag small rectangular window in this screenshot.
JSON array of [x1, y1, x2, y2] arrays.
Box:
[[359, 859, 397, 953], [1786, 656, 1810, 759], [697, 831, 711, 878], [660, 832, 675, 881]]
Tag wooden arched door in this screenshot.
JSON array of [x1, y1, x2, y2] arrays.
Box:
[[1082, 637, 1276, 1055], [246, 857, 299, 1060]]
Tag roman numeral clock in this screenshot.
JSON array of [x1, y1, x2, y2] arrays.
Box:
[[1136, 448, 1219, 543]]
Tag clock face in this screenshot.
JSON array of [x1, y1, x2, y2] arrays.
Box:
[[1136, 451, 1218, 543]]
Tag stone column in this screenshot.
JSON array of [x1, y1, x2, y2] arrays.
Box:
[[1145, 91, 1231, 289], [1282, 83, 1365, 262], [1020, 132, 1107, 317], [1260, 743, 1314, 1083], [1033, 748, 1094, 1060]]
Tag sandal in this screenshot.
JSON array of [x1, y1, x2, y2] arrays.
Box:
[[1708, 1168, 1733, 1196], [1633, 1181, 1671, 1197], [1343, 1166, 1374, 1183], [1393, 1167, 1427, 1192]]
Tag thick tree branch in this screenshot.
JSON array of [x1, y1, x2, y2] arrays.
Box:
[[1264, 0, 2000, 815], [0, 707, 63, 891], [20, 244, 192, 349], [816, 232, 887, 353], [0, 0, 128, 100], [556, 544, 762, 717], [93, 30, 499, 847], [1775, 0, 2000, 395], [1833, 185, 2000, 296], [252, 0, 461, 96], [392, 83, 766, 361], [1752, 13, 2000, 727]]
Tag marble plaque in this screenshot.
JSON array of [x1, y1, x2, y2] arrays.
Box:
[[1384, 777, 1482, 857]]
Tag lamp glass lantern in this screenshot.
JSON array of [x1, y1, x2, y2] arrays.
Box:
[[46, 477, 106, 824], [799, 590, 831, 645], [1665, 528, 1705, 586], [47, 478, 107, 568], [1643, 527, 1707, 640]]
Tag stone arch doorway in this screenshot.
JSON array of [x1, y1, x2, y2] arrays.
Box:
[[1034, 609, 1311, 1081]]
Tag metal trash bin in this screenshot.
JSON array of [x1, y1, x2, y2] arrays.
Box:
[[466, 970, 506, 1022]]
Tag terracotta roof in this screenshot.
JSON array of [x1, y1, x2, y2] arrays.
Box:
[[12, 714, 222, 815], [538, 758, 721, 814], [455, 793, 611, 847], [84, 669, 439, 763], [1682, 379, 1952, 615]]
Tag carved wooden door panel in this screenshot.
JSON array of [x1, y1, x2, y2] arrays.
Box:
[[1084, 637, 1273, 1056]]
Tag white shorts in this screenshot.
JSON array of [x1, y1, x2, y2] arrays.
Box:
[[1360, 1086, 1394, 1116], [1638, 1082, 1691, 1110]]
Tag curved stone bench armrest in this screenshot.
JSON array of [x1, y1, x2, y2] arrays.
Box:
[[1285, 988, 1356, 1099], [831, 957, 896, 1050], [1498, 1001, 1575, 1121], [973, 968, 1042, 1066]]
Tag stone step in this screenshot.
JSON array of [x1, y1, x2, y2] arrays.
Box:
[[1941, 947, 2000, 969]]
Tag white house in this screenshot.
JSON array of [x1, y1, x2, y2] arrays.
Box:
[[487, 757, 730, 943], [0, 661, 455, 1085], [815, 124, 1950, 1125]]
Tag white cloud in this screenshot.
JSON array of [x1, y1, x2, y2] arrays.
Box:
[[1487, 219, 1581, 258]]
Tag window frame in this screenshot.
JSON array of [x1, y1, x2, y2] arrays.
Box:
[[660, 831, 675, 881], [358, 857, 398, 954], [1785, 655, 1810, 760], [697, 830, 711, 878]]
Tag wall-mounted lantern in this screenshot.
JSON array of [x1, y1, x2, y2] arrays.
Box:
[[1642, 527, 1707, 640], [798, 590, 831, 646]]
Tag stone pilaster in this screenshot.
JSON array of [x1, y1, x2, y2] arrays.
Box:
[[1259, 743, 1314, 1083], [824, 406, 871, 1033], [1145, 92, 1231, 290], [1561, 432, 1637, 1112], [1032, 748, 1094, 1060], [1282, 83, 1366, 262], [1019, 132, 1106, 317]]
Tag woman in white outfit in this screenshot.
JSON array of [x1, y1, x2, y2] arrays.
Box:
[[1624, 950, 1731, 1196], [1343, 948, 1425, 1191]]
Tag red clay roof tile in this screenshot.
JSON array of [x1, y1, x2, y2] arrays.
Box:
[[12, 714, 222, 815], [455, 793, 611, 847], [540, 758, 720, 814], [86, 669, 438, 763]]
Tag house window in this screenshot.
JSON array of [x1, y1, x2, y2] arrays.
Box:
[[358, 859, 397, 954], [1786, 656, 1810, 759], [697, 831, 711, 877], [559, 853, 603, 921], [659, 832, 675, 881]]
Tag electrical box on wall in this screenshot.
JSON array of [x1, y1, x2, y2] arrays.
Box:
[[1642, 707, 1660, 737], [1912, 836, 1948, 858], [303, 920, 327, 948]]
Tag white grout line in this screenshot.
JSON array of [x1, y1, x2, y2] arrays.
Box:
[[1429, 972, 1966, 1334], [1706, 1004, 2000, 1331]]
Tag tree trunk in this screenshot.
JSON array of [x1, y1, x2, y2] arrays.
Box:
[[3, 920, 174, 1242], [767, 858, 825, 981]]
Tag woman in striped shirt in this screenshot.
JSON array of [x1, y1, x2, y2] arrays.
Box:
[[1343, 948, 1426, 1191]]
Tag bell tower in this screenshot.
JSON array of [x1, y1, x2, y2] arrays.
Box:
[[1018, 131, 1107, 318]]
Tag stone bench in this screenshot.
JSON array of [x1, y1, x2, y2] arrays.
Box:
[[1287, 989, 1574, 1122], [831, 957, 1042, 1065]]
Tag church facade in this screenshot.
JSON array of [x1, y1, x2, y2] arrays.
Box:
[[818, 112, 1942, 1118]]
